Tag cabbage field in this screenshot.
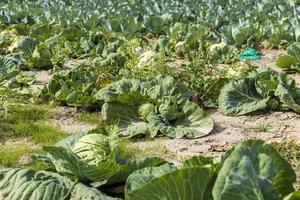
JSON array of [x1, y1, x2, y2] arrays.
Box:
[[0, 0, 300, 199]]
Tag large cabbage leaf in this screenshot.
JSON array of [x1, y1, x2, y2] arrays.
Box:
[[284, 190, 300, 200], [95, 75, 193, 105], [95, 79, 146, 105], [103, 157, 167, 186], [218, 77, 268, 116], [71, 183, 120, 200], [101, 102, 151, 137], [55, 131, 88, 151], [276, 42, 300, 72], [213, 140, 296, 200], [275, 73, 300, 113], [125, 163, 212, 200], [147, 101, 214, 138], [0, 168, 73, 200], [219, 69, 300, 115], [9, 36, 38, 55]]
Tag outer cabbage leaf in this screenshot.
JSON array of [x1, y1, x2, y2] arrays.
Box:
[[218, 77, 268, 116], [276, 42, 300, 72], [147, 101, 213, 138], [125, 163, 212, 200], [9, 36, 38, 55], [0, 168, 72, 200], [71, 183, 120, 200], [287, 42, 300, 63], [95, 75, 192, 105], [95, 79, 146, 105], [144, 75, 193, 104], [104, 157, 167, 186], [101, 102, 151, 137], [275, 73, 300, 113], [43, 146, 119, 182], [276, 55, 298, 70], [182, 156, 215, 168], [55, 131, 88, 151], [213, 140, 296, 200]]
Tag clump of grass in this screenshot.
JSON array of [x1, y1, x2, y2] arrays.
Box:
[[76, 112, 102, 125], [0, 145, 42, 167], [0, 103, 68, 169], [29, 161, 49, 171], [2, 104, 52, 123], [14, 122, 68, 145], [0, 104, 67, 145], [274, 140, 300, 186], [252, 122, 272, 132], [119, 139, 172, 160]]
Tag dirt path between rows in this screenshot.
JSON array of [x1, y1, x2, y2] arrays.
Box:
[[50, 107, 96, 133]]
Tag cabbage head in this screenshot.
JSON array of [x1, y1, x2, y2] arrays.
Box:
[[138, 103, 155, 119], [72, 134, 112, 166]]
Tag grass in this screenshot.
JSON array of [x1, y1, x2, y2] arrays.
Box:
[[252, 122, 272, 132], [0, 103, 68, 169], [119, 139, 172, 160], [274, 140, 300, 187], [76, 112, 103, 125], [2, 104, 52, 122], [0, 104, 67, 145], [14, 122, 68, 144], [0, 145, 42, 167]]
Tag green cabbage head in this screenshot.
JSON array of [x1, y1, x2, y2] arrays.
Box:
[[138, 103, 155, 119], [72, 134, 112, 165]]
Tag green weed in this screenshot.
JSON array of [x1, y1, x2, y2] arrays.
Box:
[[0, 104, 67, 144], [76, 112, 103, 125], [0, 145, 41, 167], [252, 122, 272, 132]]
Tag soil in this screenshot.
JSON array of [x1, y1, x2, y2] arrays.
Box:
[[50, 107, 96, 133], [34, 70, 51, 85]]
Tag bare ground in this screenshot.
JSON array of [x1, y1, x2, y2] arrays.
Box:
[[50, 107, 96, 133]]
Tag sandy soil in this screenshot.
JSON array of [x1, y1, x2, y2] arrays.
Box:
[[50, 107, 96, 133]]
